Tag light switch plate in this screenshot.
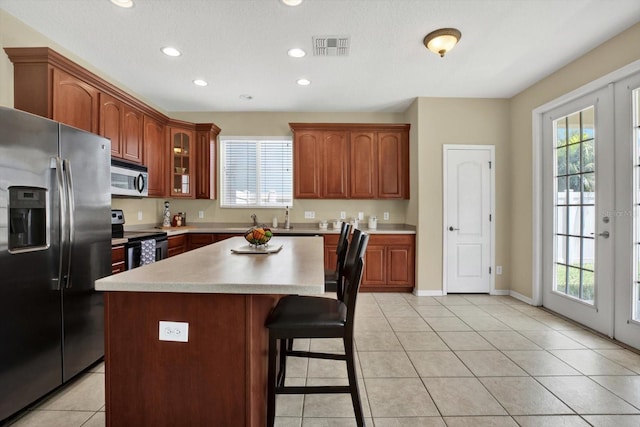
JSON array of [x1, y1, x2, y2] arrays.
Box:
[[159, 321, 189, 342], [383, 212, 389, 220], [137, 211, 143, 221], [358, 212, 364, 220], [198, 210, 204, 219], [340, 211, 346, 219], [304, 211, 315, 219]]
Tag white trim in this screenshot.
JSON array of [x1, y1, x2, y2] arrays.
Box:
[[413, 289, 444, 297], [510, 290, 535, 305], [442, 144, 496, 295], [531, 59, 640, 309], [490, 289, 510, 296]]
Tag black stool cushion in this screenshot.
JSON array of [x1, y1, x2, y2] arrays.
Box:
[[266, 296, 347, 330]]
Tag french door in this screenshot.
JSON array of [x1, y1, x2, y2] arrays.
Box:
[[613, 74, 640, 349], [542, 86, 614, 336]]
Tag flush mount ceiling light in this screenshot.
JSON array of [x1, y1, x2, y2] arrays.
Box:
[[423, 28, 461, 57], [110, 0, 134, 8], [193, 79, 208, 87], [161, 47, 181, 57], [281, 0, 303, 6], [287, 48, 306, 58], [297, 78, 311, 86]]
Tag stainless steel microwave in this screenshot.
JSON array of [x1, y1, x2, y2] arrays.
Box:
[[111, 159, 148, 197]]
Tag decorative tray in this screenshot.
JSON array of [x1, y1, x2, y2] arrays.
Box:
[[231, 244, 283, 254]]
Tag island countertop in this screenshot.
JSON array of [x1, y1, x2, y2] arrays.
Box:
[[97, 236, 324, 295]]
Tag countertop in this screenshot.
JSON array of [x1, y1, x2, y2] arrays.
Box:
[[98, 236, 325, 295], [111, 222, 415, 246]]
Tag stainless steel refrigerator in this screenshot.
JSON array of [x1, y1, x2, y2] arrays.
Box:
[[0, 106, 111, 421]]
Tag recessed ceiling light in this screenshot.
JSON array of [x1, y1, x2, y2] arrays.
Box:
[[161, 47, 181, 57], [287, 48, 306, 58], [281, 0, 303, 6], [110, 0, 134, 8], [297, 78, 311, 86], [239, 94, 253, 100], [193, 79, 208, 87]]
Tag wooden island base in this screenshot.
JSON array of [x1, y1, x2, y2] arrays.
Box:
[[104, 292, 279, 427]]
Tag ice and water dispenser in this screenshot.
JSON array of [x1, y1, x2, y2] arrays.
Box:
[[8, 187, 47, 252]]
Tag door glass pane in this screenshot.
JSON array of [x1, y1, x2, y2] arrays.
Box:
[[553, 106, 596, 305]]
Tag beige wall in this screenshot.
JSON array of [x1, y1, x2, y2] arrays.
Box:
[[410, 98, 511, 293], [508, 22, 640, 299]]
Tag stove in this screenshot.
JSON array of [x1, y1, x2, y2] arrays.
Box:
[[111, 209, 168, 269]]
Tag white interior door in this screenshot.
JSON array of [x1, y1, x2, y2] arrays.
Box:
[[444, 146, 494, 294], [542, 86, 614, 337], [613, 74, 640, 349]]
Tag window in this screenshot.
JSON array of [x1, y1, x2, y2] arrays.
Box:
[[220, 137, 293, 208]]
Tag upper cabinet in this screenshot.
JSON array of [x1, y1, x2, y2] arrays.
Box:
[[52, 68, 100, 134], [195, 124, 221, 200], [100, 93, 143, 163], [5, 47, 221, 198], [290, 123, 410, 200], [143, 115, 166, 197], [169, 126, 195, 198]]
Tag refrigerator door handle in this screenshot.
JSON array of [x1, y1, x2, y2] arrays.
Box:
[[53, 156, 67, 291], [63, 159, 75, 289]]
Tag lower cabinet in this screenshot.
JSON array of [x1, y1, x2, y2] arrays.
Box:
[[168, 235, 187, 258], [187, 233, 217, 251], [111, 245, 125, 274], [361, 234, 415, 292], [322, 233, 415, 292]]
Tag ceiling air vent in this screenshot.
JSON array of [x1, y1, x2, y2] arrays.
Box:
[[313, 36, 350, 56]]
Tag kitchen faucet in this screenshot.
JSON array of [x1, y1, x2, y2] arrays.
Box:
[[251, 213, 258, 226]]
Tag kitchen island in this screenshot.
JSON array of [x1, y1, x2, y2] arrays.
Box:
[[96, 236, 324, 427]]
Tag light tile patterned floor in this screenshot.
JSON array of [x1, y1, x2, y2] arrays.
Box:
[[5, 293, 640, 426]]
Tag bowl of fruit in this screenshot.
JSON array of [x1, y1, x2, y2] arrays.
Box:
[[244, 226, 273, 247]]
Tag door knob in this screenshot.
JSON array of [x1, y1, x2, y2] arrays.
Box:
[[599, 231, 610, 238], [449, 226, 460, 231]]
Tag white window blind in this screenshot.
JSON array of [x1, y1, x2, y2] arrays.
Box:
[[220, 137, 293, 208]]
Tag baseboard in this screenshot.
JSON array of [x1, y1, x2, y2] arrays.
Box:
[[413, 289, 444, 297], [490, 289, 510, 296], [509, 290, 535, 305]]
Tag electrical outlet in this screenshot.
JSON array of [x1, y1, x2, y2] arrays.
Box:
[[137, 211, 143, 221], [159, 321, 189, 343], [304, 211, 315, 219], [358, 212, 364, 220], [383, 212, 389, 221], [198, 210, 204, 219], [340, 211, 346, 219], [496, 266, 503, 275]]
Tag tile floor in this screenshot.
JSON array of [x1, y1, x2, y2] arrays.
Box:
[[5, 293, 640, 426]]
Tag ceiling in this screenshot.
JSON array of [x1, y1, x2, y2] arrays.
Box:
[[2, 0, 640, 113]]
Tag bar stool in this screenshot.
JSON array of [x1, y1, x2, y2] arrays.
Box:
[[324, 221, 352, 293], [265, 232, 369, 427]]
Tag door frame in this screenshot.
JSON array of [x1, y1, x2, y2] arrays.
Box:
[[532, 59, 640, 308], [442, 144, 496, 295]]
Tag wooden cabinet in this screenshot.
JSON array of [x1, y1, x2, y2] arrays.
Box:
[[111, 245, 126, 274], [52, 68, 100, 133], [350, 129, 409, 199], [361, 234, 415, 292], [167, 235, 187, 258], [323, 234, 340, 271], [290, 123, 409, 199], [169, 127, 195, 198], [100, 93, 143, 163], [291, 126, 349, 199], [143, 115, 166, 197], [188, 233, 217, 251], [5, 48, 219, 179], [195, 124, 221, 199]]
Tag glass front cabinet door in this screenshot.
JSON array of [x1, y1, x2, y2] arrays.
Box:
[[170, 127, 195, 197]]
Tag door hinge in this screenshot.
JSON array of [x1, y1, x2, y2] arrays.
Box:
[[489, 214, 492, 222], [489, 266, 492, 274], [489, 161, 492, 169]]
